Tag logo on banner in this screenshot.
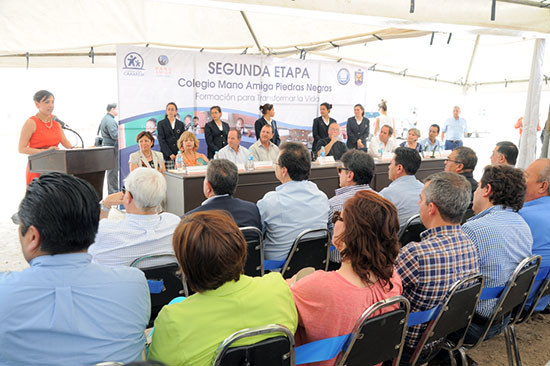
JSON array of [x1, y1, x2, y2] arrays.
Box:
[[337, 68, 350, 85], [155, 55, 172, 76], [355, 70, 364, 86], [122, 52, 145, 77], [158, 55, 169, 65]]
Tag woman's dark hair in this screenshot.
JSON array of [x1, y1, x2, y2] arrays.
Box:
[[33, 90, 54, 103], [165, 102, 178, 118], [336, 190, 400, 290], [480, 164, 526, 212], [354, 104, 365, 117], [320, 102, 332, 111], [136, 131, 155, 146], [378, 99, 387, 112], [172, 210, 247, 293], [210, 105, 222, 114], [260, 104, 274, 115], [18, 172, 100, 255]]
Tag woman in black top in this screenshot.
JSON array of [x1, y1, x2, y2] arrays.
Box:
[[312, 102, 336, 149], [204, 105, 230, 159], [254, 104, 280, 145], [157, 102, 186, 162], [346, 104, 370, 150]]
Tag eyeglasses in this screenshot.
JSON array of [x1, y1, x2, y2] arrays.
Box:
[[445, 158, 462, 164], [332, 210, 343, 224], [337, 167, 350, 174], [122, 186, 132, 197]]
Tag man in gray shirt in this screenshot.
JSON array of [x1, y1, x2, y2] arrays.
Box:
[[100, 103, 119, 194], [379, 147, 424, 226]]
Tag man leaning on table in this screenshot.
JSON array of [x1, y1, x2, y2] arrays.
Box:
[[249, 124, 280, 162]]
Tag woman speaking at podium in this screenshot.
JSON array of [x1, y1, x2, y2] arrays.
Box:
[[18, 90, 74, 185]]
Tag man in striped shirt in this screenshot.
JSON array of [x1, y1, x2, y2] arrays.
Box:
[[395, 172, 479, 364], [462, 164, 532, 344]]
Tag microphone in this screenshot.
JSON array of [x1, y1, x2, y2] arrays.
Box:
[[53, 116, 70, 129]]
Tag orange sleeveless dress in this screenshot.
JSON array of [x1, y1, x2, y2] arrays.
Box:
[[26, 116, 63, 185]]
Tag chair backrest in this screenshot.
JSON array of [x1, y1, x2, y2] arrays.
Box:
[[398, 214, 426, 246], [335, 296, 410, 366], [466, 255, 541, 350], [519, 266, 550, 322], [240, 226, 264, 276], [281, 228, 330, 279], [211, 324, 295, 366], [409, 274, 484, 365], [130, 254, 189, 327]]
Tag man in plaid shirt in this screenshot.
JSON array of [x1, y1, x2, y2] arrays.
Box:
[[395, 172, 479, 364]]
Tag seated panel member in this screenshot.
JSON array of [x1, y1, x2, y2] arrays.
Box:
[[89, 168, 180, 267], [399, 128, 423, 153], [249, 124, 280, 162], [490, 141, 518, 166], [217, 128, 250, 165], [368, 124, 396, 158], [148, 211, 297, 366], [420, 124, 442, 154], [379, 147, 424, 226], [257, 142, 329, 261], [313, 122, 348, 161], [395, 172, 478, 365], [0, 173, 150, 366], [129, 131, 166, 172], [188, 159, 261, 230], [177, 131, 208, 166]]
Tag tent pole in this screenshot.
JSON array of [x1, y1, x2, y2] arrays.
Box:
[[463, 35, 480, 94], [240, 11, 264, 55], [518, 38, 546, 168], [541, 105, 550, 159]]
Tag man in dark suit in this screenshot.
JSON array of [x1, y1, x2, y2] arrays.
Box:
[[187, 159, 261, 230]]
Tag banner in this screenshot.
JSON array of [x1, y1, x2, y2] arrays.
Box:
[[116, 45, 368, 182]]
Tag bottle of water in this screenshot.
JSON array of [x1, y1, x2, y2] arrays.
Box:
[[214, 151, 219, 160], [378, 142, 384, 157], [320, 146, 326, 157], [246, 154, 255, 171], [176, 151, 183, 172]]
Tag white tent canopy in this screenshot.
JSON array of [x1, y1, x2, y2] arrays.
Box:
[[1, 0, 549, 89]]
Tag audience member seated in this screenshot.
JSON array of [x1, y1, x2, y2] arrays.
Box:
[[89, 168, 180, 267], [0, 173, 150, 365], [519, 158, 550, 310], [148, 211, 297, 366], [313, 123, 348, 161], [368, 124, 396, 158], [217, 128, 250, 165], [380, 147, 424, 226], [129, 131, 166, 172], [461, 164, 532, 345], [187, 159, 261, 230], [328, 150, 376, 266], [290, 190, 402, 366], [420, 124, 442, 154], [444, 146, 478, 205], [395, 172, 478, 365], [257, 142, 329, 261], [249, 124, 280, 162], [177, 131, 208, 166], [490, 141, 518, 166], [399, 128, 423, 153]]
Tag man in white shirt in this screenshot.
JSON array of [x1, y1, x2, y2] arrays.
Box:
[[217, 128, 250, 165], [88, 167, 180, 267], [249, 124, 280, 162], [368, 124, 396, 158]]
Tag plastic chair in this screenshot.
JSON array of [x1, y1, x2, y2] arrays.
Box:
[[457, 255, 541, 365], [211, 324, 295, 366], [398, 214, 426, 247], [240, 226, 264, 276], [408, 273, 484, 366], [130, 253, 190, 327], [280, 228, 331, 279]]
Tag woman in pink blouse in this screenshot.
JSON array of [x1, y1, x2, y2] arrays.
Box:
[[290, 190, 403, 366]]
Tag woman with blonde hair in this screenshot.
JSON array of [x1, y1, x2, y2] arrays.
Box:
[[400, 127, 423, 153], [374, 99, 395, 137], [177, 131, 208, 166]]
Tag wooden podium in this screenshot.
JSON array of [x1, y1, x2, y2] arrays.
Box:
[[28, 147, 115, 199]]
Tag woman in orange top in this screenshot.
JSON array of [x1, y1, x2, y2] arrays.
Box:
[[18, 90, 74, 185], [177, 131, 208, 167]]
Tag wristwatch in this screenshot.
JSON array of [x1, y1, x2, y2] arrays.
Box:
[[99, 200, 111, 213]]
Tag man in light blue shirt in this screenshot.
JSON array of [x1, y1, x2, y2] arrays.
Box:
[[217, 128, 250, 165], [0, 173, 150, 366], [441, 106, 468, 151], [420, 124, 442, 155], [257, 142, 329, 261], [379, 147, 424, 226], [462, 164, 532, 345]]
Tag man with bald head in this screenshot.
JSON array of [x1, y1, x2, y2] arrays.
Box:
[[313, 123, 348, 160]]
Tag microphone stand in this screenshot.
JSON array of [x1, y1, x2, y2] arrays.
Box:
[[63, 127, 85, 148]]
